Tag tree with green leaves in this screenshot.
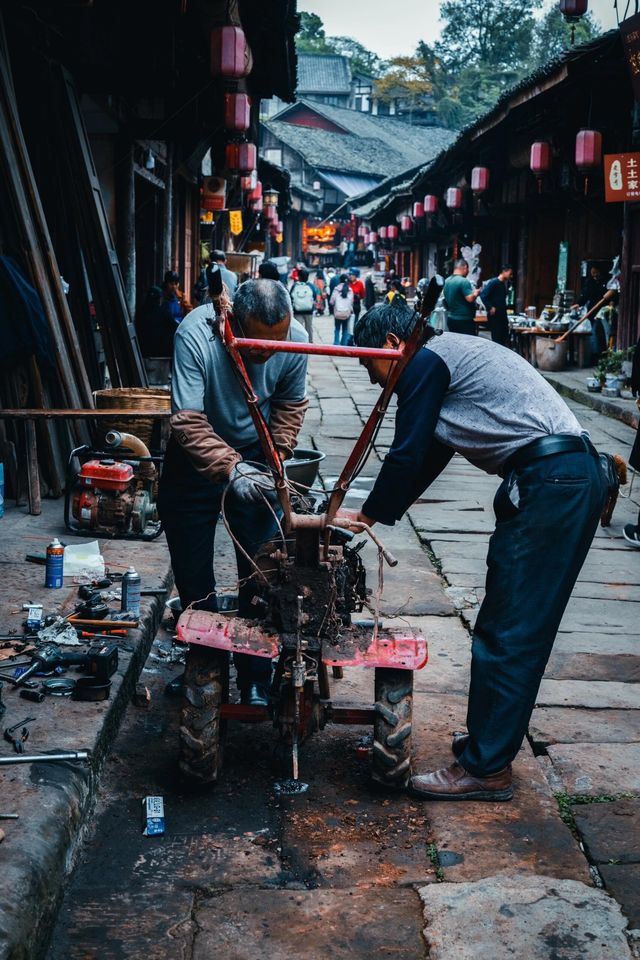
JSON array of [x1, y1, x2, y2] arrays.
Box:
[[435, 0, 543, 73], [530, 5, 600, 68], [329, 36, 381, 77], [296, 12, 333, 54]]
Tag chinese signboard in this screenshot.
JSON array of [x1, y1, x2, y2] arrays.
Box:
[[621, 13, 640, 101], [229, 210, 243, 235], [201, 176, 226, 212], [604, 153, 640, 202]]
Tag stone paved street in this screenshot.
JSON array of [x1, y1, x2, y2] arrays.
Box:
[[47, 319, 640, 959]]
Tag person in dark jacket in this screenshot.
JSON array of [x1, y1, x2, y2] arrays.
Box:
[[336, 298, 606, 800], [481, 265, 513, 347], [136, 286, 177, 357], [364, 272, 376, 310]]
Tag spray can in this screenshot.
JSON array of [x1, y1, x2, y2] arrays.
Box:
[[121, 566, 141, 617], [45, 538, 64, 589]]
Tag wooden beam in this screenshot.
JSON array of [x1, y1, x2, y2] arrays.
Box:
[[0, 409, 170, 419]]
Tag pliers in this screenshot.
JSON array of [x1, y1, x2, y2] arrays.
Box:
[[4, 717, 36, 754]]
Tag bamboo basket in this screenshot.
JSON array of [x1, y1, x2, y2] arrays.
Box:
[[93, 387, 171, 447]]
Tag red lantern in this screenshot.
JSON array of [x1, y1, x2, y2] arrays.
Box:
[[471, 166, 490, 193], [560, 0, 588, 21], [369, 231, 378, 243], [445, 188, 462, 210], [424, 194, 438, 214], [251, 198, 263, 213], [530, 141, 552, 175], [575, 129, 602, 170], [400, 215, 412, 232], [387, 225, 399, 240], [379, 226, 388, 239], [264, 204, 277, 222], [211, 26, 250, 79], [224, 92, 251, 132], [225, 141, 257, 173], [358, 225, 367, 237], [249, 181, 262, 202], [240, 170, 257, 191], [413, 201, 425, 219]]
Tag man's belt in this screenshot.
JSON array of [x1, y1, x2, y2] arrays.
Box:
[[504, 433, 597, 473]]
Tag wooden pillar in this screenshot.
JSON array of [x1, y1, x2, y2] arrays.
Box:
[[163, 143, 174, 272], [116, 138, 136, 317], [517, 215, 528, 314]]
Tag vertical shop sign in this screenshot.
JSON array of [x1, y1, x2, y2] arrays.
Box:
[[604, 153, 640, 201]]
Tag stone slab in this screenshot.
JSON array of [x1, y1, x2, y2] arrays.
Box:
[[417, 874, 631, 960], [193, 888, 426, 960], [572, 800, 640, 864], [529, 708, 640, 747], [598, 865, 640, 928], [538, 679, 640, 710], [546, 743, 640, 796], [545, 651, 640, 682]]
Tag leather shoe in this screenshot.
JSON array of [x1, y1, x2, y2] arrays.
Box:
[[409, 761, 513, 802], [451, 731, 469, 758], [240, 683, 269, 707]]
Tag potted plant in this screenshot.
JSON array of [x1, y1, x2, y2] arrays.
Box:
[[596, 348, 625, 395]]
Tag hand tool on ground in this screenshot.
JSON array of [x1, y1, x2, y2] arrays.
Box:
[[4, 717, 36, 753], [20, 689, 45, 703], [67, 617, 137, 628], [14, 645, 94, 687], [0, 751, 90, 765], [0, 813, 19, 819], [0, 672, 39, 689]]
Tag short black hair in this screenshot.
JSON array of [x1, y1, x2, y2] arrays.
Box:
[[500, 264, 513, 273], [211, 250, 226, 262], [258, 260, 280, 280], [353, 298, 418, 348], [164, 270, 179, 284], [297, 268, 309, 282]]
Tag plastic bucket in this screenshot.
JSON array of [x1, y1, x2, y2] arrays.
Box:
[[283, 448, 326, 489], [535, 337, 568, 371]]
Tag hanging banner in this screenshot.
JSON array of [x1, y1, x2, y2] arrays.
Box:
[[621, 13, 640, 101], [229, 210, 243, 235], [604, 152, 640, 202]]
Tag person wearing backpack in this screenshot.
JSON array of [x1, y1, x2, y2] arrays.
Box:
[[329, 274, 354, 346], [289, 268, 317, 341]]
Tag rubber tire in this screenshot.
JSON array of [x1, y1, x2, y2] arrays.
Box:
[[179, 646, 228, 784], [372, 668, 413, 788]]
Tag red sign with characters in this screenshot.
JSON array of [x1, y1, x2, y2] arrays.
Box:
[[604, 152, 640, 202]]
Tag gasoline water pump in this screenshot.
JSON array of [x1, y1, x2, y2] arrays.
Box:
[[64, 431, 162, 540]]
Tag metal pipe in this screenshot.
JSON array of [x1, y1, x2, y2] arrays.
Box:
[[227, 337, 404, 360], [0, 751, 90, 766], [104, 430, 151, 459]]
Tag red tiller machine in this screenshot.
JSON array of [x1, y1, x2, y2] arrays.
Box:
[[176, 273, 442, 792]]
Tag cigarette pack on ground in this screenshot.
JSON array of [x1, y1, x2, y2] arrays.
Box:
[[141, 796, 165, 836]]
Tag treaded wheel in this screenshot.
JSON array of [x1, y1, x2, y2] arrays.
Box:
[[372, 668, 413, 788], [179, 646, 229, 784]]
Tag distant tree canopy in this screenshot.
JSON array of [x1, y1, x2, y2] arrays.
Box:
[[295, 3, 601, 130]]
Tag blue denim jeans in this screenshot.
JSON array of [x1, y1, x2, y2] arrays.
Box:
[[158, 439, 278, 686], [334, 316, 352, 345], [460, 448, 606, 776]]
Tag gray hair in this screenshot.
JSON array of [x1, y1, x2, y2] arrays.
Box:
[[233, 278, 292, 327], [453, 258, 469, 270]]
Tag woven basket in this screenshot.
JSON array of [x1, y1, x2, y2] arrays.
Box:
[[94, 387, 171, 447]]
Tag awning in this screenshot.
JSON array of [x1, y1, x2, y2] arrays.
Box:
[[317, 170, 382, 198]]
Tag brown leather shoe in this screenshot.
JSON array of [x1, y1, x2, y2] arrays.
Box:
[[409, 761, 513, 802], [451, 732, 469, 758]]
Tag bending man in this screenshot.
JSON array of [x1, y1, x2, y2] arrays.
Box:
[[338, 298, 605, 801]]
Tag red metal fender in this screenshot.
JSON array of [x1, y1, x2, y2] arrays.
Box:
[[177, 609, 428, 671], [176, 608, 280, 658]]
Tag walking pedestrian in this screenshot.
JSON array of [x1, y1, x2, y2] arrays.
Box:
[[348, 268, 365, 324], [160, 271, 192, 325], [329, 274, 354, 346], [289, 268, 316, 342], [210, 250, 238, 299], [481, 265, 514, 347], [364, 272, 376, 310], [338, 297, 607, 800], [443, 259, 482, 335]]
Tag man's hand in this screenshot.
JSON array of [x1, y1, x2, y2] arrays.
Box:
[[228, 462, 278, 506], [333, 507, 375, 527]]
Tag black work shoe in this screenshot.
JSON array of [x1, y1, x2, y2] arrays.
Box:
[[240, 683, 269, 707], [451, 731, 469, 758]]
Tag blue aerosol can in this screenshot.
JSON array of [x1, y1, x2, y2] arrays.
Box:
[[45, 538, 64, 588], [121, 566, 141, 617]]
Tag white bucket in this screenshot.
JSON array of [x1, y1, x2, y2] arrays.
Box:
[[535, 337, 568, 371]]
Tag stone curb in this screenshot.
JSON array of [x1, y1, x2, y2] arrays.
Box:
[[0, 572, 173, 960], [544, 374, 639, 431]]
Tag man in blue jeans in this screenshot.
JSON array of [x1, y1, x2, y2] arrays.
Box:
[[339, 299, 606, 800], [158, 275, 308, 706]]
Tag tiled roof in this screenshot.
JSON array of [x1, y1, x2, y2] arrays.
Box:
[[297, 55, 352, 95]]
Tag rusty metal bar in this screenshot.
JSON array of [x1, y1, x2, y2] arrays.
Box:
[[226, 336, 404, 361], [220, 703, 269, 722], [330, 707, 375, 725]]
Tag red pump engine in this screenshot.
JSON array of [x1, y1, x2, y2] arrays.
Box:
[[67, 456, 160, 539]]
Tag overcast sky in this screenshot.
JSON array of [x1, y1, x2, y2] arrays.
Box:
[[298, 0, 619, 60]]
